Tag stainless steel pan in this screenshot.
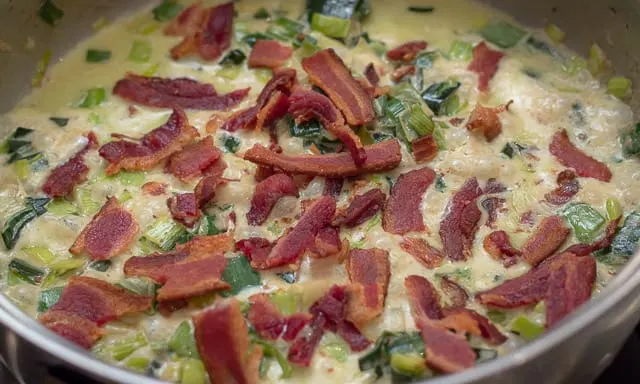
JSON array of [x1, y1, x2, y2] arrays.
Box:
[[1, 1, 640, 383]]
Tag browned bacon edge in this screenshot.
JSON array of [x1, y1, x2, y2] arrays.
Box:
[[246, 173, 299, 226], [520, 215, 570, 266], [333, 188, 386, 228], [400, 237, 443, 269], [549, 129, 612, 182], [466, 101, 512, 142], [439, 177, 483, 261], [544, 169, 580, 206], [345, 248, 391, 328], [382, 167, 436, 235], [467, 42, 505, 92], [165, 136, 221, 182], [42, 132, 98, 197], [248, 39, 294, 69], [387, 41, 428, 61]]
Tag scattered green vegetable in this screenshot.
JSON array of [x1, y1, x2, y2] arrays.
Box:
[[474, 348, 498, 363], [221, 134, 241, 153], [180, 359, 206, 384], [38, 0, 64, 26], [587, 43, 606, 75], [221, 256, 261, 295], [22, 245, 56, 264], [78, 88, 106, 108], [605, 198, 623, 221], [407, 6, 434, 13], [37, 286, 64, 312], [89, 260, 112, 272], [311, 13, 351, 39], [449, 40, 473, 61], [253, 8, 271, 20], [277, 271, 297, 284], [86, 49, 112, 63], [421, 79, 461, 116], [32, 50, 52, 87], [219, 49, 247, 66], [479, 20, 527, 49], [49, 117, 69, 127], [169, 321, 200, 359], [143, 218, 188, 251], [105, 332, 148, 361], [129, 40, 152, 63], [2, 197, 50, 250], [611, 211, 640, 257], [46, 198, 76, 216], [254, 339, 293, 378], [608, 76, 632, 99], [510, 316, 544, 341], [8, 258, 45, 285], [320, 337, 349, 362], [563, 203, 606, 243], [152, 0, 183, 22], [544, 24, 565, 43]]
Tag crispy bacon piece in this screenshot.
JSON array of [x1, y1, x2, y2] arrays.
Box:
[[301, 49, 374, 125], [99, 108, 199, 175], [42, 132, 98, 197], [165, 136, 221, 182], [113, 74, 249, 110], [194, 300, 262, 384], [483, 230, 521, 267], [481, 197, 506, 228], [283, 313, 313, 341], [168, 193, 202, 228], [195, 160, 227, 207], [40, 311, 104, 349], [412, 135, 438, 162], [545, 254, 596, 327], [288, 312, 327, 366], [157, 256, 230, 301], [405, 275, 443, 320], [248, 294, 312, 341], [289, 88, 366, 166], [439, 276, 469, 308], [255, 91, 290, 130], [400, 237, 443, 269], [387, 41, 427, 61], [236, 237, 273, 268], [382, 167, 436, 234], [520, 215, 570, 266], [248, 39, 293, 69], [247, 173, 299, 226], [484, 178, 506, 194], [164, 3, 206, 36], [549, 129, 612, 182], [333, 189, 385, 227], [142, 181, 167, 196], [564, 217, 621, 256], [323, 178, 344, 197], [176, 234, 234, 257], [468, 42, 505, 92], [243, 139, 402, 177], [391, 64, 416, 82], [307, 226, 343, 259], [438, 308, 506, 345], [253, 196, 336, 269], [439, 177, 483, 261], [345, 248, 391, 327], [545, 170, 580, 205], [69, 198, 138, 260], [417, 318, 476, 373], [466, 102, 512, 142], [364, 63, 379, 86]]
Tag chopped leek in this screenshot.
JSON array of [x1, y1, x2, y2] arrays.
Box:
[[355, 125, 374, 145], [421, 79, 461, 116], [563, 56, 587, 76], [221, 134, 241, 153], [486, 310, 506, 324], [361, 32, 387, 56], [320, 336, 349, 362], [311, 13, 351, 39], [108, 332, 148, 361], [2, 197, 50, 250], [253, 8, 271, 20], [22, 246, 56, 265], [415, 51, 437, 69], [254, 340, 292, 378], [143, 63, 160, 77], [217, 66, 241, 80], [307, 0, 371, 22], [8, 258, 45, 285], [76, 188, 100, 215], [606, 198, 623, 221], [197, 214, 222, 236], [221, 256, 261, 295], [277, 271, 297, 284], [611, 211, 640, 257], [125, 356, 150, 372], [407, 6, 434, 13], [152, 0, 183, 22], [86, 49, 112, 63], [38, 0, 64, 26], [89, 260, 112, 272], [270, 291, 300, 315], [607, 76, 632, 99], [14, 159, 30, 180], [169, 321, 200, 359], [406, 104, 435, 136], [563, 203, 606, 243], [129, 40, 152, 63], [479, 20, 527, 49], [242, 32, 272, 48], [545, 24, 565, 43], [449, 40, 473, 61], [49, 117, 69, 127], [181, 359, 206, 384], [587, 43, 606, 75], [78, 88, 106, 108], [114, 171, 145, 186], [37, 286, 64, 312], [435, 175, 447, 192], [32, 50, 52, 87], [511, 316, 544, 341], [92, 17, 109, 31], [49, 258, 85, 275], [359, 331, 425, 377], [219, 49, 247, 66], [142, 218, 188, 251], [390, 353, 426, 377], [621, 122, 640, 156]]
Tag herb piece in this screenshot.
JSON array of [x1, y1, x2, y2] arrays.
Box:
[[449, 40, 472, 61], [117, 278, 156, 301], [38, 0, 64, 26], [219, 49, 246, 66], [510, 316, 544, 341], [32, 50, 52, 87], [500, 142, 526, 159], [49, 117, 69, 127], [253, 339, 293, 378], [289, 119, 322, 137], [221, 256, 261, 295], [421, 80, 460, 116], [78, 88, 106, 108], [407, 6, 434, 13], [86, 49, 112, 63], [605, 198, 622, 221], [152, 0, 183, 22], [359, 331, 426, 379], [106, 332, 148, 361], [180, 359, 206, 384], [563, 56, 587, 76], [545, 23, 565, 43], [142, 218, 188, 251], [125, 357, 150, 373], [406, 104, 435, 136], [22, 246, 56, 264], [168, 321, 200, 358], [217, 66, 241, 80], [14, 159, 30, 180], [37, 286, 64, 312], [479, 20, 527, 49], [390, 352, 427, 379], [197, 214, 222, 236], [2, 197, 50, 250], [562, 203, 606, 243], [253, 7, 271, 20], [608, 76, 632, 99], [269, 291, 300, 315], [8, 258, 45, 285], [221, 134, 241, 153], [612, 211, 640, 257], [76, 188, 100, 215], [89, 260, 112, 272], [361, 32, 386, 56], [311, 13, 351, 39], [129, 40, 152, 63], [320, 336, 349, 362], [46, 198, 77, 216]]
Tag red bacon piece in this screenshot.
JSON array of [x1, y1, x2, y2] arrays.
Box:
[[164, 3, 206, 36], [113, 73, 249, 110], [288, 312, 327, 366], [69, 198, 138, 260], [545, 254, 596, 327], [248, 294, 312, 341], [236, 237, 273, 268], [520, 215, 570, 266], [476, 267, 549, 309], [307, 226, 343, 259], [412, 135, 438, 162], [168, 193, 202, 228], [142, 181, 167, 196], [417, 318, 476, 373], [468, 42, 505, 92], [283, 313, 313, 341], [194, 300, 262, 384], [255, 91, 290, 130], [545, 170, 580, 205], [323, 178, 344, 198], [439, 177, 483, 261], [248, 39, 293, 69], [439, 276, 469, 308], [438, 308, 506, 345], [383, 167, 436, 235], [466, 101, 512, 142], [301, 49, 374, 125], [289, 88, 366, 166], [483, 230, 521, 267], [243, 139, 402, 177], [124, 250, 190, 281], [387, 41, 427, 61], [165, 136, 221, 182], [549, 129, 612, 182], [564, 217, 621, 256], [247, 173, 299, 226], [99, 108, 199, 175], [364, 63, 379, 86], [345, 248, 391, 327], [333, 188, 385, 227], [481, 197, 506, 229], [42, 132, 98, 197], [195, 159, 227, 207], [405, 275, 443, 320], [391, 64, 416, 83], [157, 256, 230, 301], [176, 234, 235, 258], [400, 237, 443, 269], [254, 196, 336, 269], [40, 311, 103, 349]]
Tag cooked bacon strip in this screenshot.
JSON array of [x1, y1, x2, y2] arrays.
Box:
[[564, 217, 621, 256], [99, 108, 199, 175], [255, 91, 290, 130], [520, 215, 570, 266], [157, 256, 230, 301], [412, 135, 438, 162], [438, 308, 506, 345], [301, 49, 374, 125], [549, 129, 612, 182], [345, 248, 391, 327], [364, 63, 379, 86], [247, 173, 299, 226], [468, 41, 505, 92], [243, 139, 402, 177], [253, 196, 336, 269], [42, 132, 98, 197], [113, 74, 249, 110], [484, 178, 507, 194], [164, 3, 206, 36], [168, 193, 202, 228], [40, 311, 104, 349], [382, 167, 436, 234], [400, 237, 443, 269], [391, 64, 416, 83], [323, 178, 344, 197], [481, 197, 506, 228], [236, 237, 273, 268], [545, 254, 596, 327], [545, 170, 580, 205], [466, 101, 512, 141], [387, 41, 427, 61], [248, 294, 312, 341], [333, 188, 385, 227], [283, 313, 314, 341], [417, 318, 476, 373], [195, 159, 227, 207], [69, 197, 138, 260], [288, 312, 327, 366], [439, 177, 483, 261], [439, 276, 469, 308], [483, 230, 521, 267], [405, 275, 443, 320], [248, 39, 293, 69], [165, 136, 221, 182], [307, 226, 343, 259], [142, 181, 168, 196], [194, 300, 262, 384], [289, 88, 366, 166], [176, 234, 235, 257]]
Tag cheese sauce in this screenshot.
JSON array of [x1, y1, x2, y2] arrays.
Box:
[[0, 0, 638, 383]]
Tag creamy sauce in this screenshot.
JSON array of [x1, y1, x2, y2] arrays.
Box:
[[0, 0, 638, 383]]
